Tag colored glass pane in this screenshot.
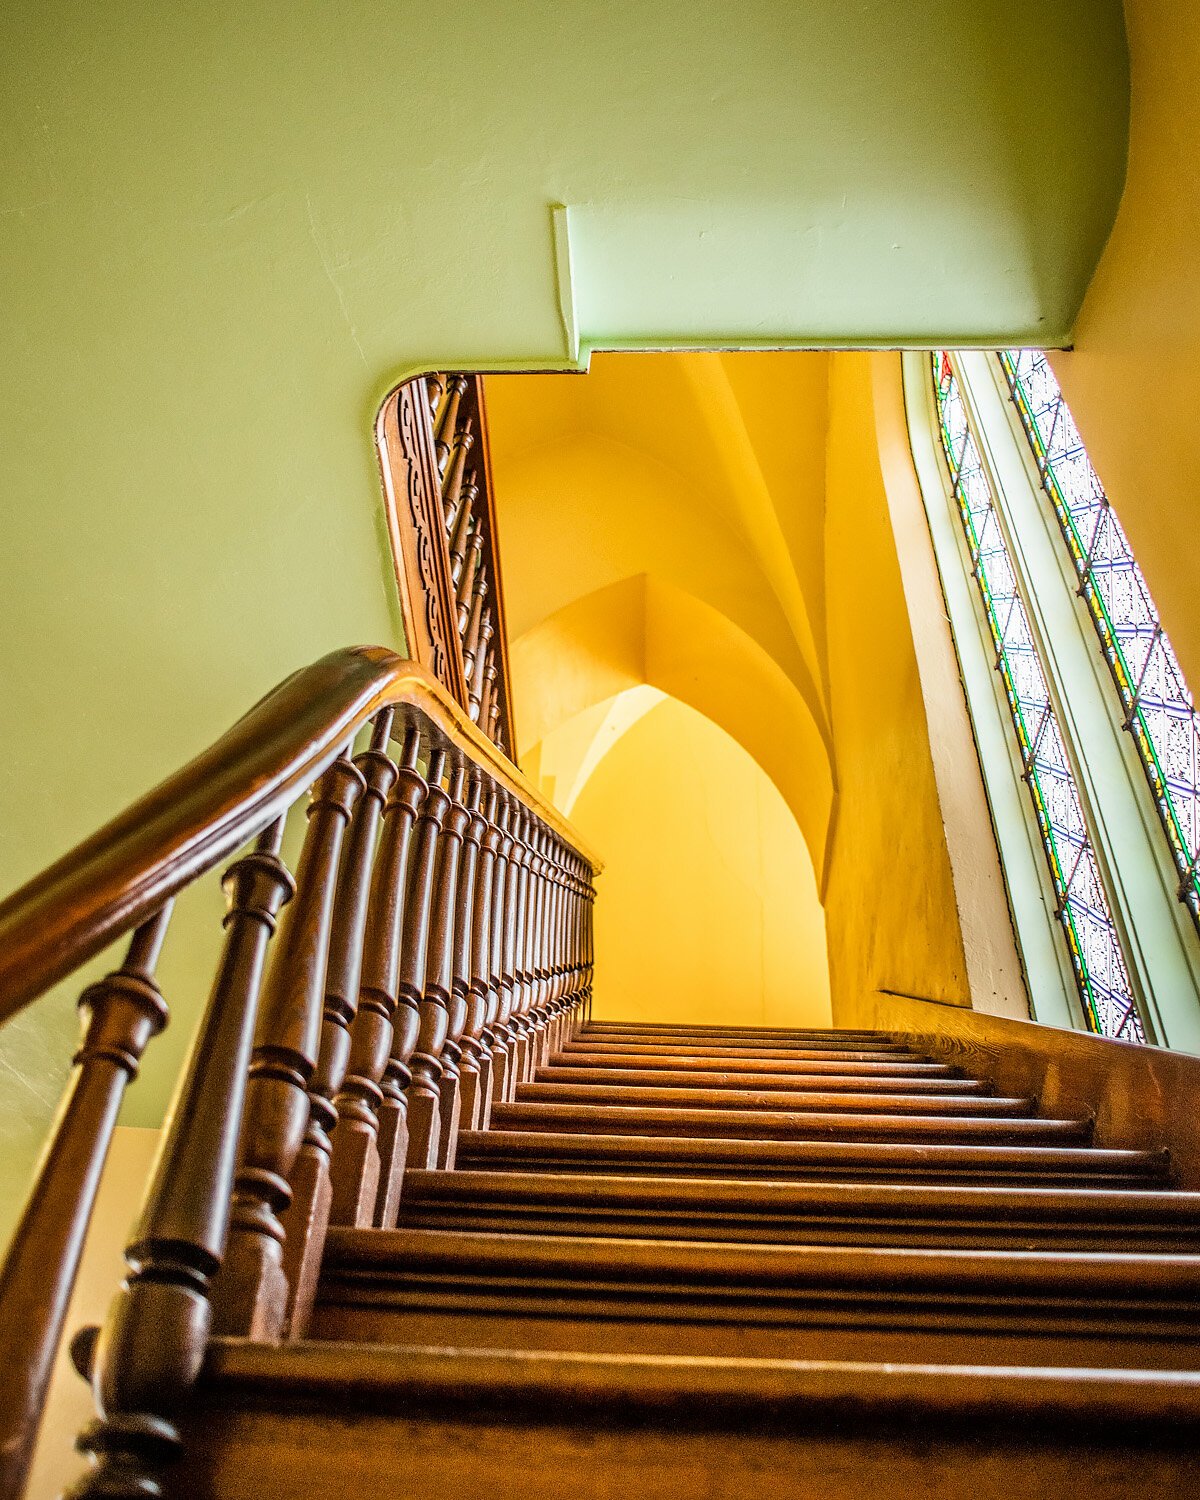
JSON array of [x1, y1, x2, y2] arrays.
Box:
[[999, 350, 1200, 930], [932, 353, 1144, 1042]]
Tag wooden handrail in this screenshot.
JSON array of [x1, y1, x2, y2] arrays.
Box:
[[0, 646, 598, 1028]]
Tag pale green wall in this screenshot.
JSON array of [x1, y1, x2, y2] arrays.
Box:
[[0, 1, 1128, 1238]]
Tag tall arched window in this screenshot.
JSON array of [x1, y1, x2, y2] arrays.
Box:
[[999, 351, 1200, 928], [906, 351, 1200, 1051]]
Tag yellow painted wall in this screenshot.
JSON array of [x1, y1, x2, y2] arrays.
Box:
[[822, 356, 971, 1020], [566, 696, 831, 1028], [487, 354, 837, 875], [1049, 0, 1200, 693], [488, 351, 971, 1029]]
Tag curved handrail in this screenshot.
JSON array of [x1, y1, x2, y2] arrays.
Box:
[[0, 645, 599, 1026]]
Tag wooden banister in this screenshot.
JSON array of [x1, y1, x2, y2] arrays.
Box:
[[0, 648, 598, 1028], [0, 646, 598, 1500]]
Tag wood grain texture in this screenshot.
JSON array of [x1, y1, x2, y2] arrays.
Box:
[[185, 1341, 1200, 1500]]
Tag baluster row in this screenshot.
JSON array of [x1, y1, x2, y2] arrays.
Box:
[[69, 708, 594, 1496], [425, 373, 509, 752]]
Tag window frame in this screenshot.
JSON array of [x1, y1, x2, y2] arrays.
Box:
[[903, 350, 1200, 1051]]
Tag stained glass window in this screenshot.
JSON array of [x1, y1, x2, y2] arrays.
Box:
[[999, 350, 1200, 931], [931, 352, 1144, 1042]]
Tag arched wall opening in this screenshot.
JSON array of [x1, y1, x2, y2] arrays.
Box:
[[536, 689, 832, 1028]]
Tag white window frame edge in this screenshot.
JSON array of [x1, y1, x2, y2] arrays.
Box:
[[901, 351, 1078, 1033]]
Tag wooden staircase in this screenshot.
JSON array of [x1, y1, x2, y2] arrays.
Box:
[[183, 1019, 1200, 1498]]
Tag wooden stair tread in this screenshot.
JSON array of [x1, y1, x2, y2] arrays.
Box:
[[581, 1023, 889, 1036], [554, 1052, 960, 1076], [559, 1042, 920, 1061], [201, 1335, 1200, 1428], [515, 1082, 1031, 1115], [185, 1019, 1200, 1500], [456, 1129, 1168, 1181], [535, 1064, 994, 1093], [400, 1168, 1200, 1224], [488, 1101, 1091, 1142], [575, 1028, 898, 1047], [322, 1225, 1200, 1302]]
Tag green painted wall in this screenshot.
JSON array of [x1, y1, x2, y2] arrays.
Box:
[[0, 0, 1128, 1239]]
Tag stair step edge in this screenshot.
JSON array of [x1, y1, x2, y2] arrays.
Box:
[[203, 1338, 1200, 1429]]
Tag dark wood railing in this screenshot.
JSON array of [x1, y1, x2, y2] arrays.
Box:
[[378, 373, 515, 756], [0, 647, 597, 1500]]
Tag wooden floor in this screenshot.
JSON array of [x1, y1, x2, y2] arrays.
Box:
[[188, 1021, 1200, 1498]]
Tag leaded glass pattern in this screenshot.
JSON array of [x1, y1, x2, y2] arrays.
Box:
[[932, 352, 1144, 1042], [999, 350, 1200, 930]]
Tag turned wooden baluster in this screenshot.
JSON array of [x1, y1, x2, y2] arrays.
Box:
[[498, 802, 527, 1097], [374, 745, 447, 1224], [564, 848, 587, 1042], [489, 793, 520, 1105], [468, 613, 494, 724], [327, 724, 423, 1228], [519, 820, 546, 1079], [507, 807, 536, 1092], [444, 474, 477, 548], [582, 854, 596, 1023], [460, 782, 498, 1131], [558, 846, 579, 1050], [70, 820, 296, 1498], [0, 906, 172, 1500], [433, 375, 467, 476], [567, 851, 589, 1040], [448, 500, 476, 592], [483, 657, 501, 750], [425, 373, 445, 426], [407, 763, 469, 1170], [524, 816, 551, 1082], [529, 825, 555, 1075], [542, 833, 568, 1057], [436, 769, 484, 1167], [280, 710, 396, 1335], [456, 531, 484, 634], [441, 423, 475, 531], [210, 749, 361, 1339], [460, 578, 486, 683], [477, 787, 507, 1122]]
